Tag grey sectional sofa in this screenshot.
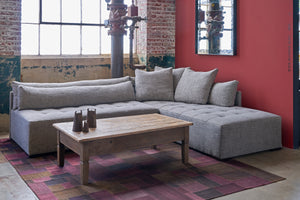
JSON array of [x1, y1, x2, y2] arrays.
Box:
[[10, 68, 282, 159]]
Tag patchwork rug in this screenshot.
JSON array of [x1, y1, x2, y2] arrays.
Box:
[[0, 139, 284, 200]]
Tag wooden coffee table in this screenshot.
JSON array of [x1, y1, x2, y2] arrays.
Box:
[[53, 113, 193, 185]]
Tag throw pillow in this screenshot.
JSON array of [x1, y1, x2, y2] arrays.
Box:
[[18, 81, 135, 110], [135, 68, 174, 101], [154, 66, 189, 90], [11, 76, 130, 110], [208, 80, 239, 107], [174, 68, 218, 104]]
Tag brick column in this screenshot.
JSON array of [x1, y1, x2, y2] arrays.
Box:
[[0, 0, 21, 132], [136, 0, 175, 70]]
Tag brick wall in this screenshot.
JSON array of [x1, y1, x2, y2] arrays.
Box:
[[0, 0, 21, 132], [0, 0, 21, 56], [137, 0, 175, 70]]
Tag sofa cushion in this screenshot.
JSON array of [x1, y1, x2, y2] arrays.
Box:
[[12, 76, 130, 110], [135, 68, 174, 101], [18, 81, 135, 110], [154, 66, 188, 90], [174, 68, 218, 104], [208, 80, 239, 107]]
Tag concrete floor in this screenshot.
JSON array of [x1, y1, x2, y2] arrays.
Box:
[[0, 133, 38, 200], [0, 132, 299, 200], [217, 148, 300, 200]]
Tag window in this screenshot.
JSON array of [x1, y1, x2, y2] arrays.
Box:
[[196, 0, 235, 55], [21, 0, 131, 55]]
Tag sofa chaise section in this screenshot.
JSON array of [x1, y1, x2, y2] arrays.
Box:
[[144, 101, 282, 159]]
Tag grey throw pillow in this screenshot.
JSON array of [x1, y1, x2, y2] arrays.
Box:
[[135, 68, 174, 101], [154, 66, 189, 90], [18, 81, 135, 110], [208, 80, 239, 107], [174, 68, 218, 104]]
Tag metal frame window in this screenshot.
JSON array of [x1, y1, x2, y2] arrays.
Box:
[[196, 0, 236, 55], [21, 0, 131, 56]]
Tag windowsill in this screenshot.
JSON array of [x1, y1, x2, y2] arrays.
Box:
[[21, 54, 133, 60]]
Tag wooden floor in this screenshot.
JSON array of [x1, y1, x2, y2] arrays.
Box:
[[0, 131, 299, 200]]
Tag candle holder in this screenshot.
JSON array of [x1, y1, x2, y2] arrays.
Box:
[[72, 110, 83, 132], [82, 121, 89, 133], [87, 108, 97, 128]]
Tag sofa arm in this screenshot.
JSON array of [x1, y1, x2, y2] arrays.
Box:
[[234, 91, 242, 107]]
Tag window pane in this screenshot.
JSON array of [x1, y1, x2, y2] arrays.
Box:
[[62, 0, 80, 23], [101, 1, 110, 22], [82, 26, 100, 54], [42, 0, 60, 22], [22, 0, 39, 23], [223, 7, 233, 29], [221, 0, 231, 7], [62, 26, 80, 55], [40, 25, 60, 55], [101, 28, 111, 54], [82, 0, 100, 24], [220, 30, 232, 50], [21, 24, 38, 55], [124, 33, 129, 54]]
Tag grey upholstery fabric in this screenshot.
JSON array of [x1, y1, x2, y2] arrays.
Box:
[[235, 91, 242, 106], [10, 76, 281, 159], [144, 101, 282, 159], [12, 76, 130, 110], [154, 66, 188, 90], [208, 80, 239, 107], [10, 101, 159, 155], [18, 81, 135, 110], [175, 68, 218, 104], [135, 68, 174, 101]]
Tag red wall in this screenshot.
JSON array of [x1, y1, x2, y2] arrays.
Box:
[[175, 0, 294, 147]]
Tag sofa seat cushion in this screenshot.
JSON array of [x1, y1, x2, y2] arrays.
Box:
[[10, 101, 159, 155], [144, 101, 274, 124], [144, 101, 282, 159], [18, 101, 158, 122]]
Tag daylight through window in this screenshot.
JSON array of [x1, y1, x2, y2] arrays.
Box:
[[21, 0, 131, 55]]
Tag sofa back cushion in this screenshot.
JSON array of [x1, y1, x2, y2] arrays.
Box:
[[12, 76, 130, 110], [154, 66, 188, 91], [174, 68, 218, 104], [208, 80, 239, 107], [18, 81, 135, 110], [135, 68, 174, 101]]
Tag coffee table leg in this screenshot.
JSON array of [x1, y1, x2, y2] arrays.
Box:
[[80, 146, 89, 185], [57, 131, 65, 167], [181, 127, 189, 164]]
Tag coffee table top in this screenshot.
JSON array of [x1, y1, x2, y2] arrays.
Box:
[[53, 113, 193, 142]]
